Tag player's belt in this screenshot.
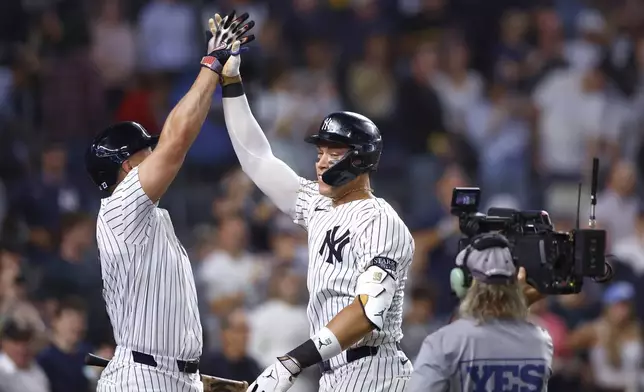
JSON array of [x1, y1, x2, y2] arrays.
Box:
[[318, 342, 401, 373], [132, 350, 200, 374]]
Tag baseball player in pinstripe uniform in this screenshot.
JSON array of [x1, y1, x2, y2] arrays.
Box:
[[217, 46, 414, 392], [84, 12, 255, 392], [407, 234, 554, 392]]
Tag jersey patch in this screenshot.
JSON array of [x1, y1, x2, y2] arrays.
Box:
[[370, 257, 398, 277]]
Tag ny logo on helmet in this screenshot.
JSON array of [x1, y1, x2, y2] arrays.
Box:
[[321, 117, 333, 132], [319, 226, 350, 264]]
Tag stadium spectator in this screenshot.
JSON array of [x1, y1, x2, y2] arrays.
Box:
[[198, 214, 267, 348], [529, 298, 578, 390], [434, 39, 483, 133], [0, 243, 47, 346], [248, 268, 308, 367], [613, 206, 644, 279], [550, 291, 600, 331], [596, 161, 640, 249], [564, 9, 607, 72], [36, 297, 91, 392], [38, 212, 98, 301], [247, 268, 317, 392], [90, 0, 137, 113], [37, 212, 109, 346], [345, 33, 395, 123], [532, 64, 609, 181], [200, 308, 261, 385], [12, 142, 89, 253], [199, 215, 266, 314], [0, 318, 50, 392], [396, 42, 448, 216], [136, 0, 198, 72], [525, 5, 568, 88], [411, 164, 468, 317], [265, 214, 308, 276], [465, 79, 531, 207], [401, 285, 444, 362], [493, 10, 530, 90], [39, 0, 106, 146], [114, 73, 171, 136], [565, 282, 643, 392], [254, 67, 319, 177]]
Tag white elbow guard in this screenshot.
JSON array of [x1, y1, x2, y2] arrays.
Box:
[[355, 266, 396, 331]]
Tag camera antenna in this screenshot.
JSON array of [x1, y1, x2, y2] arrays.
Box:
[[589, 158, 599, 229], [575, 182, 582, 230]]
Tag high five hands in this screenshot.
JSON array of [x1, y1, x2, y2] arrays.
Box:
[[201, 10, 255, 75]]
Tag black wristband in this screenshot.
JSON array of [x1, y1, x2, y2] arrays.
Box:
[[286, 339, 322, 369], [222, 81, 244, 98]]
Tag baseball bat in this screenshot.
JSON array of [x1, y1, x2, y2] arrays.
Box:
[[86, 353, 110, 367], [85, 353, 248, 391]]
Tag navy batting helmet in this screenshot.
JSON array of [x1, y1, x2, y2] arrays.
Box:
[[85, 121, 159, 193], [305, 111, 382, 187]]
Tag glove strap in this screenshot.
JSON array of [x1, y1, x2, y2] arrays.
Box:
[[200, 55, 223, 74], [221, 74, 241, 86], [277, 355, 302, 377]]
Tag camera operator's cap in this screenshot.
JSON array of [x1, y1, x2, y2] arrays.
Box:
[[602, 281, 635, 305], [456, 234, 516, 284]]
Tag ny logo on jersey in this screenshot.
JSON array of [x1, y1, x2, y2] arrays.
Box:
[[319, 226, 350, 264]]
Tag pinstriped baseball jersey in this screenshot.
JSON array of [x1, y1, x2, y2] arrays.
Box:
[[318, 343, 412, 392], [293, 177, 414, 371], [95, 167, 202, 363]]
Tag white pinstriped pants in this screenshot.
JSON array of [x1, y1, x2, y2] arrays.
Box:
[[318, 345, 413, 392], [97, 347, 203, 392]]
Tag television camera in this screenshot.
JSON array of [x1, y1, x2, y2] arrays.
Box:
[[450, 159, 613, 295]]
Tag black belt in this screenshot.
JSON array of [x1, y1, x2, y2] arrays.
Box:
[[132, 351, 199, 374], [318, 343, 401, 373]]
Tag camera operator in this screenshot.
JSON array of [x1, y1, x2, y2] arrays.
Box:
[[407, 233, 553, 391]]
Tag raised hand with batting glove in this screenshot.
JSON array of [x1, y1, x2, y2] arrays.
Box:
[[200, 10, 255, 75], [247, 356, 301, 392]]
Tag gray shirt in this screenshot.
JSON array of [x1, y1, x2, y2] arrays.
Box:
[[408, 317, 553, 392]]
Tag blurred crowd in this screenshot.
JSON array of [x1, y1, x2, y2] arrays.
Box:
[[1, 0, 644, 391]]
